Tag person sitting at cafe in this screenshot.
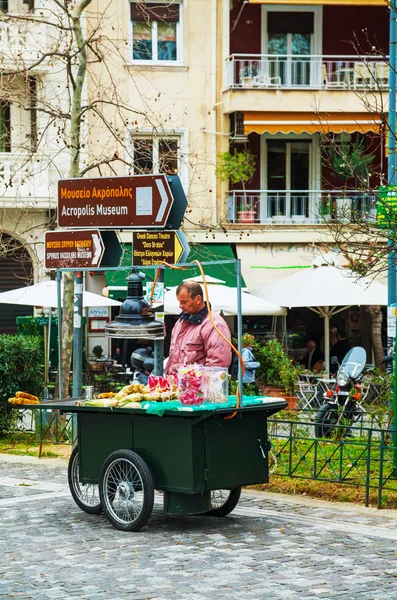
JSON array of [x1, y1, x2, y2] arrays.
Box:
[[302, 340, 324, 373], [330, 328, 351, 374]]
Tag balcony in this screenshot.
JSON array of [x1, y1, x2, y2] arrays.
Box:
[[226, 190, 377, 225], [0, 154, 51, 207], [225, 55, 388, 91], [0, 19, 49, 71]]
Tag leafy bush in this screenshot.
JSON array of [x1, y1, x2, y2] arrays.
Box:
[[0, 335, 44, 434], [254, 338, 301, 395]]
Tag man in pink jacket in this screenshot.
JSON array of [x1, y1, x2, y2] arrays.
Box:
[[165, 280, 232, 376]]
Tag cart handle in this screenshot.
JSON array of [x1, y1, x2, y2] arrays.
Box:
[[152, 259, 245, 414]]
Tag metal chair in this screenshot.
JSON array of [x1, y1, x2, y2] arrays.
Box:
[[297, 377, 321, 410]]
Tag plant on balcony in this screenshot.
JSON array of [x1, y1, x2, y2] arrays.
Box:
[[330, 137, 375, 186], [216, 150, 256, 223], [241, 64, 258, 80]]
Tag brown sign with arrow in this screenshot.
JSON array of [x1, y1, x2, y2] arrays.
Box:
[[45, 230, 105, 269], [58, 174, 174, 229]]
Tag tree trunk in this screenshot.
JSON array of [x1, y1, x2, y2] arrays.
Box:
[[366, 305, 384, 368], [60, 0, 92, 398]]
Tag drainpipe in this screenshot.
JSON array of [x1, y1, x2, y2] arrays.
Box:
[[211, 0, 218, 226]]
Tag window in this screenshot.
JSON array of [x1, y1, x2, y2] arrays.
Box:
[[0, 1, 8, 12], [130, 2, 180, 63], [131, 137, 180, 175], [0, 102, 11, 153]]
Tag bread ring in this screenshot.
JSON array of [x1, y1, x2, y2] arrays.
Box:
[[16, 391, 39, 402]]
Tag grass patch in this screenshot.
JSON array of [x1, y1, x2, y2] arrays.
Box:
[[0, 431, 71, 460], [249, 476, 397, 509]]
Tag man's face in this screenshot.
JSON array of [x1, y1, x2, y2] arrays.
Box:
[[307, 341, 316, 352], [177, 288, 203, 314]]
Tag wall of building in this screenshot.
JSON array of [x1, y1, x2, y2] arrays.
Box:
[[322, 6, 389, 54]]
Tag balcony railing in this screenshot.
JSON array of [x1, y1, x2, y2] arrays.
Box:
[[226, 55, 389, 90], [0, 154, 51, 206], [0, 19, 49, 70], [226, 190, 377, 225]]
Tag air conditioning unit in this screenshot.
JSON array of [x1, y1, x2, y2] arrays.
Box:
[[230, 112, 248, 143]]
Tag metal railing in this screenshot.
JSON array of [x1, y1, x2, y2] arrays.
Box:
[[226, 189, 377, 224], [16, 408, 73, 445], [226, 54, 389, 90], [268, 418, 397, 508]]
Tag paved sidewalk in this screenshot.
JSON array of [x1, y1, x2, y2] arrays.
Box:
[[0, 454, 397, 600]]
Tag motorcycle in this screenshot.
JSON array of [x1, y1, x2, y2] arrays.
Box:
[[314, 346, 369, 438]]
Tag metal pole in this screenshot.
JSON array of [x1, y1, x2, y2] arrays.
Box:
[[388, 2, 397, 470], [152, 268, 164, 376], [57, 270, 62, 399], [72, 271, 83, 398], [236, 258, 243, 406]]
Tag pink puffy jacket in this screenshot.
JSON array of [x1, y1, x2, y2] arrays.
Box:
[[165, 311, 232, 376]]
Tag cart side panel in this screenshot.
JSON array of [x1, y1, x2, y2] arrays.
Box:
[[203, 411, 269, 489], [133, 416, 206, 493], [79, 412, 133, 484]]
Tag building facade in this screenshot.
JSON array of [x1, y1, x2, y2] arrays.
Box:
[[0, 0, 390, 353]]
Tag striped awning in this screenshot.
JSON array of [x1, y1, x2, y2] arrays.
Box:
[[244, 111, 383, 135]]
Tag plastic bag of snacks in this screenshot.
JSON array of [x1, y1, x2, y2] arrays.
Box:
[[178, 365, 204, 405]]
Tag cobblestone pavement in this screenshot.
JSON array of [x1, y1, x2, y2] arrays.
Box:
[[1, 454, 397, 600]]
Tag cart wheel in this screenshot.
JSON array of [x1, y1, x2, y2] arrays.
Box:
[[205, 487, 241, 517], [99, 449, 154, 532], [68, 447, 102, 514]]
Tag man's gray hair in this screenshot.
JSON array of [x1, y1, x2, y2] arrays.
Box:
[[176, 281, 203, 298]]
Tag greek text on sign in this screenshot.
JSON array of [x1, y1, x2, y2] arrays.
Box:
[[377, 185, 397, 228], [45, 230, 104, 269], [132, 230, 190, 266], [58, 175, 174, 229]]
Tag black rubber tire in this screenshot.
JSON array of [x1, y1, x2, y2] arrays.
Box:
[[205, 487, 242, 517], [314, 403, 339, 438], [67, 446, 102, 514], [99, 449, 154, 532]]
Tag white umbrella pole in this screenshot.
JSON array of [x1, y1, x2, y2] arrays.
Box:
[[324, 308, 330, 374]]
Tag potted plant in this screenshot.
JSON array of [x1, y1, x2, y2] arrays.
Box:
[[89, 344, 105, 371], [254, 338, 301, 410], [240, 64, 258, 87], [216, 150, 256, 224]]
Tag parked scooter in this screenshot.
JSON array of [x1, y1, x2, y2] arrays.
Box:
[[130, 346, 155, 385], [314, 346, 369, 438]]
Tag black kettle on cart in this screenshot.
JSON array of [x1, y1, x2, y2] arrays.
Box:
[[314, 346, 369, 438]]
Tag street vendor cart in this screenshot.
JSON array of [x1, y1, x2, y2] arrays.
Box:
[[18, 396, 286, 531], [11, 257, 287, 531]]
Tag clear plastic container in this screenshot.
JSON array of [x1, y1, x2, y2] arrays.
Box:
[[201, 367, 229, 404], [178, 365, 205, 406]]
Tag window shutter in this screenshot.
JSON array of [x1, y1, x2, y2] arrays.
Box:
[[130, 2, 180, 22], [267, 12, 314, 35]]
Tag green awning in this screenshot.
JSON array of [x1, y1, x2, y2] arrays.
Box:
[[106, 243, 243, 300]]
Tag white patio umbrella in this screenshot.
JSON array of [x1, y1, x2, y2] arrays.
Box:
[[0, 280, 121, 395], [252, 255, 387, 372], [164, 276, 286, 316], [0, 280, 122, 308]]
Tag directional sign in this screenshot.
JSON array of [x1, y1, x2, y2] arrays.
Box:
[[57, 174, 174, 229], [132, 230, 190, 266], [377, 185, 397, 228], [166, 176, 188, 230], [45, 229, 122, 270]]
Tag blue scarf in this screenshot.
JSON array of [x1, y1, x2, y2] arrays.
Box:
[[179, 306, 208, 325]]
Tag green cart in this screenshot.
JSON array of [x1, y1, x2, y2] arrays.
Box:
[[20, 397, 286, 531]]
